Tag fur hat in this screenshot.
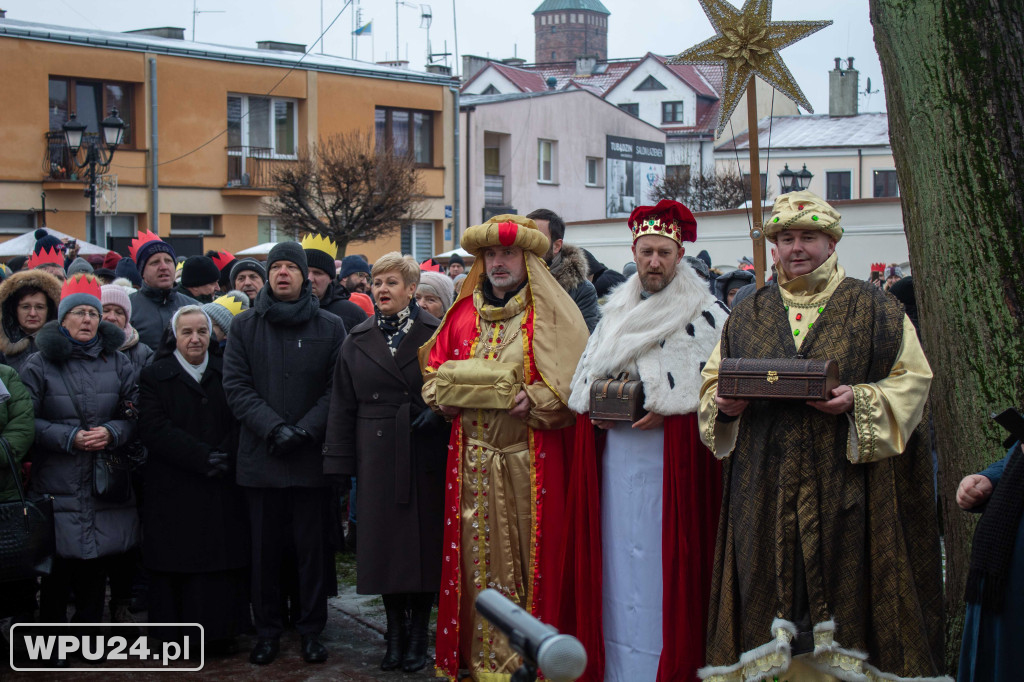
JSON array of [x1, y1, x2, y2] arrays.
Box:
[[230, 258, 266, 285], [301, 234, 338, 279], [461, 214, 549, 258], [202, 290, 249, 336], [628, 200, 697, 245], [59, 274, 102, 322], [417, 270, 455, 313], [764, 190, 842, 242], [339, 255, 370, 280], [181, 255, 221, 288], [67, 257, 94, 277], [267, 242, 308, 280]]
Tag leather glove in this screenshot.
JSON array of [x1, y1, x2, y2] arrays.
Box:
[[411, 409, 443, 431], [268, 424, 311, 457], [207, 450, 230, 477]]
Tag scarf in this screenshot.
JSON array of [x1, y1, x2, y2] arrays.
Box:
[[173, 349, 209, 384], [255, 281, 320, 326], [965, 443, 1024, 609], [59, 324, 101, 348], [481, 277, 526, 306], [375, 300, 419, 356]]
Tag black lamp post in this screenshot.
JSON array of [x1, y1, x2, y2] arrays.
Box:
[[63, 108, 125, 246], [778, 162, 814, 194]]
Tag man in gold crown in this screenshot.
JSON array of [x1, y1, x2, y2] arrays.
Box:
[[301, 233, 367, 332], [697, 191, 947, 681], [420, 214, 589, 681]]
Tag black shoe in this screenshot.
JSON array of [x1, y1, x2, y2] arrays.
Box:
[[381, 595, 408, 671], [402, 594, 433, 672], [300, 635, 328, 663], [249, 638, 279, 665]]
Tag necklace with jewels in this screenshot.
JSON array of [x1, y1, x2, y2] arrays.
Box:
[[478, 323, 522, 358], [785, 304, 826, 337]]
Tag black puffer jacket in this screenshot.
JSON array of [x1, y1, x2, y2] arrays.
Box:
[[129, 285, 198, 351], [20, 321, 139, 560], [582, 248, 627, 300], [319, 281, 368, 332], [550, 244, 599, 333]]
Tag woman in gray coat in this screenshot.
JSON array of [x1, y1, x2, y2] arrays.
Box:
[[325, 253, 448, 673], [20, 274, 139, 624]]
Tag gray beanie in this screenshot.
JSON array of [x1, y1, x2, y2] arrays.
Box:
[[67, 257, 94, 277], [201, 290, 250, 337], [417, 270, 455, 313], [266, 242, 308, 279], [229, 258, 267, 285]]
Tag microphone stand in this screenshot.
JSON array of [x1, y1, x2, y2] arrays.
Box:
[[510, 661, 538, 682]]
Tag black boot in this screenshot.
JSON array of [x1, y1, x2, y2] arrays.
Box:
[[380, 594, 408, 671], [402, 592, 434, 672]]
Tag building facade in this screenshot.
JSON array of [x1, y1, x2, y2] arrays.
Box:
[[533, 0, 609, 64]]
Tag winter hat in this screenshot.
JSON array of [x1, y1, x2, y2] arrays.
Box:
[[266, 242, 308, 280], [205, 250, 238, 289], [59, 274, 102, 322], [67, 257, 94, 277], [452, 273, 468, 296], [417, 270, 455, 313], [301, 234, 338, 278], [181, 255, 221, 288], [7, 256, 28, 273], [128, 231, 176, 274], [0, 264, 10, 282], [202, 290, 249, 336], [114, 257, 143, 288], [684, 255, 710, 281], [623, 262, 638, 278], [93, 267, 116, 282], [27, 244, 65, 271], [884, 264, 904, 280], [33, 229, 63, 256], [448, 253, 465, 268], [715, 268, 755, 301], [697, 250, 712, 268], [764, 191, 842, 243], [230, 258, 267, 285], [339, 254, 370, 280], [102, 251, 122, 270], [100, 283, 132, 320]]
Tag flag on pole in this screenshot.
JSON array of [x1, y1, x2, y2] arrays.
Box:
[[353, 21, 372, 36]]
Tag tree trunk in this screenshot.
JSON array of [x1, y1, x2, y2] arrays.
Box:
[[870, 0, 1024, 671]]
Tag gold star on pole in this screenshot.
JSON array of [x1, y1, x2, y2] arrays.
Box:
[[669, 0, 831, 136]]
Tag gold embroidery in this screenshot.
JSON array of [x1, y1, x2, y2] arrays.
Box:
[[852, 384, 876, 463]]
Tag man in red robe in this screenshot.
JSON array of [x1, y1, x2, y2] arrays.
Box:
[[562, 200, 725, 681]]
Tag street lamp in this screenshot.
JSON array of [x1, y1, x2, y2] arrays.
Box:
[[778, 163, 814, 194], [63, 108, 125, 246]]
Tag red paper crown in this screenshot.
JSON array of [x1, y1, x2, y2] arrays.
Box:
[[420, 258, 442, 272], [61, 273, 102, 301], [210, 250, 235, 271], [27, 246, 64, 269], [870, 262, 886, 273], [628, 200, 697, 245], [128, 231, 165, 261]]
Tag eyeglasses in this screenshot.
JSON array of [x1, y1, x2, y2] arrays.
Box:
[[68, 309, 100, 320]]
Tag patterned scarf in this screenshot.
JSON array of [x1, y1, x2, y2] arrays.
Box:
[[375, 300, 419, 356]]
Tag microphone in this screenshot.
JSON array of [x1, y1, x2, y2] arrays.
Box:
[[475, 588, 587, 682]]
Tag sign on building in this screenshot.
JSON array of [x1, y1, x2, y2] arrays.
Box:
[[606, 136, 665, 219]]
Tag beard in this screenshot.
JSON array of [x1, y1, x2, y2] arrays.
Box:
[[639, 268, 675, 293], [487, 268, 523, 291]]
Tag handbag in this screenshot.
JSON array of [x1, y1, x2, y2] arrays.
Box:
[[434, 358, 524, 410], [717, 357, 840, 401], [0, 438, 55, 583], [59, 373, 132, 504], [589, 372, 647, 422]]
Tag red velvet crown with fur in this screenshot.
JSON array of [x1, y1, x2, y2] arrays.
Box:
[[628, 199, 697, 245], [210, 250, 235, 271], [27, 246, 64, 269], [61, 273, 102, 301]]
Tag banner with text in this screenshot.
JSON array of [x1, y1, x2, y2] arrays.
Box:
[[606, 135, 665, 219]]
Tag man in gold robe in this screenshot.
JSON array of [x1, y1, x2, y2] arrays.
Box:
[[421, 215, 589, 681], [698, 192, 948, 681]]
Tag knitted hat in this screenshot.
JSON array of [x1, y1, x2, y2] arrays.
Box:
[[102, 251, 122, 270], [715, 268, 755, 300], [59, 274, 102, 322], [684, 255, 710, 281], [628, 200, 697, 246], [448, 253, 465, 267], [461, 215, 549, 258], [101, 283, 132, 319], [417, 270, 455, 313], [764, 190, 842, 242], [33, 229, 64, 256], [7, 256, 28, 273], [67, 257, 94, 277], [230, 258, 267, 285], [202, 290, 249, 336], [128, 231, 176, 274], [339, 255, 370, 280], [267, 242, 308, 279], [114, 257, 142, 288], [181, 255, 221, 288], [0, 264, 10, 282], [301, 234, 338, 278]]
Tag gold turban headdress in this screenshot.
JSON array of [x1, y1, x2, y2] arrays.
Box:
[[764, 190, 843, 242], [460, 214, 549, 258]]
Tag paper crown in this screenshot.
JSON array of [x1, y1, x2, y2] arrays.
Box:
[[175, 260, 184, 272], [870, 262, 886, 273], [211, 293, 246, 316], [628, 200, 697, 245], [128, 231, 166, 261], [27, 246, 65, 269], [210, 250, 235, 271], [300, 233, 338, 259], [61, 273, 102, 301], [420, 258, 443, 272]]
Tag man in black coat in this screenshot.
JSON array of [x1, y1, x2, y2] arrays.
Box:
[[301, 234, 367, 332], [526, 208, 600, 332], [128, 232, 197, 350], [223, 242, 346, 666]]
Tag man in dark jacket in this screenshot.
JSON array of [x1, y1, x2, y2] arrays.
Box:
[[581, 248, 627, 300], [223, 242, 345, 666], [526, 208, 599, 332], [176, 255, 221, 304], [301, 234, 367, 332], [128, 232, 197, 350], [230, 258, 266, 306]]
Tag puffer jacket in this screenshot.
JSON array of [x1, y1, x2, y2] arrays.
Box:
[[0, 269, 62, 373], [118, 325, 154, 382], [129, 285, 198, 351], [0, 365, 35, 503], [20, 320, 140, 560], [319, 282, 368, 332]]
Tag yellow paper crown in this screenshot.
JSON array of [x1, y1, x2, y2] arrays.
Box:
[[212, 294, 245, 316], [301, 233, 338, 259]]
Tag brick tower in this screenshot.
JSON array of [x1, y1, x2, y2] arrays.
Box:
[[533, 0, 610, 64]]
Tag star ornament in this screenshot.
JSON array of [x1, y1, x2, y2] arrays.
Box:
[[668, 0, 831, 136]]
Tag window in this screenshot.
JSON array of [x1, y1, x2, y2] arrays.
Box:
[[257, 216, 297, 243], [227, 94, 297, 157], [873, 170, 899, 197], [618, 102, 639, 117], [538, 139, 555, 183], [826, 171, 852, 201], [375, 107, 433, 165], [635, 75, 667, 91], [586, 157, 602, 186], [170, 214, 214, 235], [743, 173, 768, 201], [0, 212, 35, 235], [401, 222, 434, 262], [100, 214, 137, 240], [667, 165, 691, 184], [49, 77, 134, 146], [481, 84, 500, 96], [662, 101, 685, 123]]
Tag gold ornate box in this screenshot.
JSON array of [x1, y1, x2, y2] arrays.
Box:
[[434, 359, 523, 410]]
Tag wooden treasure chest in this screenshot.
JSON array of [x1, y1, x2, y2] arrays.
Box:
[[717, 358, 840, 401], [589, 372, 647, 422]]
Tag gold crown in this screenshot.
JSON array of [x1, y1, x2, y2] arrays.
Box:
[[212, 294, 245, 316], [301, 233, 338, 259]]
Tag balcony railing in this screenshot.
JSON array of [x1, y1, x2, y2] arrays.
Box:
[[43, 131, 101, 181], [484, 174, 505, 206], [227, 146, 276, 189]]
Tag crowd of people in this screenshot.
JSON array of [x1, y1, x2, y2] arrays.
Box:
[[0, 193, 1018, 682]]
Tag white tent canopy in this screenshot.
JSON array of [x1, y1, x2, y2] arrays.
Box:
[[0, 228, 108, 257], [234, 242, 279, 257], [432, 247, 474, 262]]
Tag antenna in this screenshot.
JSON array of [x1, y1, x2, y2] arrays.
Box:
[[192, 0, 225, 41]]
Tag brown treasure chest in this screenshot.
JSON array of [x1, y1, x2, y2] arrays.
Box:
[[717, 358, 840, 401], [589, 373, 647, 422]]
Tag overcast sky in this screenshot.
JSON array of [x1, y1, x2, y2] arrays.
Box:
[[5, 0, 887, 114]]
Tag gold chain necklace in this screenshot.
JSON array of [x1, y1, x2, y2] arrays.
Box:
[[478, 324, 522, 357]]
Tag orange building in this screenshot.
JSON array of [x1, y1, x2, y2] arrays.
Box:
[[0, 19, 458, 261]]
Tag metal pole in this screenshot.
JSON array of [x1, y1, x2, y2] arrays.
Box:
[[395, 0, 399, 62], [88, 151, 98, 247], [745, 77, 766, 289], [450, 85, 460, 247], [149, 57, 160, 236]]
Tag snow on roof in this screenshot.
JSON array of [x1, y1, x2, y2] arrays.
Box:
[[717, 113, 891, 151]]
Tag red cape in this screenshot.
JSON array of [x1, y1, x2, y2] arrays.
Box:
[[559, 413, 721, 681]]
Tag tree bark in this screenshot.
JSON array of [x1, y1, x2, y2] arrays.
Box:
[[870, 0, 1024, 670]]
